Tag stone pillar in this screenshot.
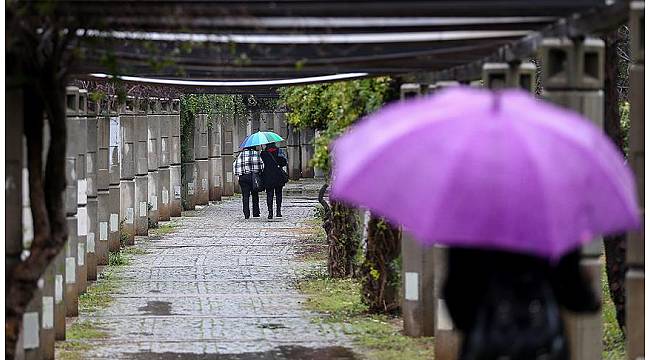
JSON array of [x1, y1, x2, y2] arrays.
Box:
[[108, 98, 121, 252], [300, 128, 315, 178], [208, 113, 223, 201], [286, 125, 301, 180], [169, 99, 182, 217], [426, 81, 459, 94], [95, 99, 110, 266], [64, 86, 79, 317], [313, 131, 325, 178], [82, 90, 98, 281], [482, 62, 536, 91], [74, 89, 88, 294], [157, 98, 171, 220], [221, 113, 235, 196], [147, 98, 161, 227], [119, 97, 136, 246], [40, 262, 55, 359], [182, 107, 197, 210], [539, 37, 605, 360], [195, 112, 210, 205], [232, 115, 248, 193], [627, 3, 645, 358], [134, 98, 149, 236]]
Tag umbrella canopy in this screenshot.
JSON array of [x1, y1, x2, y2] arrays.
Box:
[[331, 87, 640, 260], [239, 131, 284, 148]]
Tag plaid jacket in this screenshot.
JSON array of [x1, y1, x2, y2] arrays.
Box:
[[233, 149, 264, 176]]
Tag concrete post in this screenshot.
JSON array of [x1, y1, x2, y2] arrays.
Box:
[[108, 98, 121, 252], [398, 84, 437, 339], [539, 37, 605, 360], [208, 113, 223, 201], [286, 125, 302, 180], [82, 90, 98, 281], [195, 112, 210, 205], [74, 89, 89, 293], [232, 115, 249, 193], [40, 262, 55, 359], [119, 97, 136, 246], [95, 98, 110, 266], [169, 99, 182, 216], [134, 98, 149, 236], [482, 62, 536, 91], [627, 3, 644, 358], [426, 81, 459, 94], [146, 98, 161, 227], [64, 86, 79, 317], [157, 98, 171, 220], [221, 113, 235, 196], [182, 106, 197, 210], [300, 128, 315, 178]]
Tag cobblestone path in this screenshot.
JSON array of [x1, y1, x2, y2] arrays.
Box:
[[75, 180, 359, 359]]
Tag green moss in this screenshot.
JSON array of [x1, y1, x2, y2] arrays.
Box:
[[601, 262, 626, 360], [56, 321, 108, 359]]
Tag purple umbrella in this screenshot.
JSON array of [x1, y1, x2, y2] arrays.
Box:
[[331, 87, 640, 260]]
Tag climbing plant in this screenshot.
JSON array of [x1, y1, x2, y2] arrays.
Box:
[[279, 78, 403, 302]]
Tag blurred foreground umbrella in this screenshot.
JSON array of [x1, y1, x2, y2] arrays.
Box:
[[331, 87, 640, 260], [240, 131, 284, 148]]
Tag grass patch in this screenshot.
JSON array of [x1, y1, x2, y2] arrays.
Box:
[[56, 320, 108, 359], [79, 270, 121, 313], [108, 246, 148, 266], [149, 222, 178, 237], [602, 261, 626, 360], [299, 276, 434, 359]]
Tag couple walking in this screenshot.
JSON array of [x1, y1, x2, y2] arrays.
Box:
[[233, 142, 288, 219]]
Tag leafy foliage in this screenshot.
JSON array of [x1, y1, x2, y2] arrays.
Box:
[[279, 77, 397, 172]]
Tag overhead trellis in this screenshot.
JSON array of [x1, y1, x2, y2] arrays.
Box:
[[40, 0, 630, 91]]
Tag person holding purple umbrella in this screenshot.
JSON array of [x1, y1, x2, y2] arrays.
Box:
[[330, 87, 640, 360]]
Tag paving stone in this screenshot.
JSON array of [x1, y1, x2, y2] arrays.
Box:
[[69, 180, 357, 359]]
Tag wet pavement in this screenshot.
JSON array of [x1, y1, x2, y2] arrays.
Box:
[[73, 180, 359, 359]]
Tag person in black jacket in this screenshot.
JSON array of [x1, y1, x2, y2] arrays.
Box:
[[260, 142, 288, 219]]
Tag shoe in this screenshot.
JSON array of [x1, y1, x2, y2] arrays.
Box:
[[276, 209, 282, 217], [244, 216, 250, 219], [268, 214, 273, 219], [253, 214, 260, 218]]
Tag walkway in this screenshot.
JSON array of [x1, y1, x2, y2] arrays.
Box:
[[73, 180, 359, 359]]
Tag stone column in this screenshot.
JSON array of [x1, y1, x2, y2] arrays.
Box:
[[83, 90, 98, 281], [74, 89, 88, 294], [539, 37, 605, 360], [169, 99, 182, 216], [208, 113, 223, 201], [221, 113, 235, 196], [134, 98, 149, 236], [482, 62, 536, 91], [157, 98, 171, 220], [273, 111, 289, 155], [147, 98, 161, 227], [182, 106, 197, 210], [119, 97, 136, 246], [195, 112, 210, 205], [64, 86, 79, 317], [232, 114, 248, 193], [398, 84, 437, 339], [108, 98, 121, 252], [627, 3, 645, 358], [286, 125, 301, 180], [94, 99, 110, 266], [300, 128, 315, 178]]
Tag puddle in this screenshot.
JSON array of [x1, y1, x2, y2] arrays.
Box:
[[257, 323, 287, 330], [126, 346, 360, 359], [137, 301, 173, 315]]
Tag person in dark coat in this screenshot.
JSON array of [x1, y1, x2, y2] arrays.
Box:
[[260, 142, 288, 219], [443, 247, 599, 360]]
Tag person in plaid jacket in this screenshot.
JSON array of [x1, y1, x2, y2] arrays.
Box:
[[233, 146, 265, 218]]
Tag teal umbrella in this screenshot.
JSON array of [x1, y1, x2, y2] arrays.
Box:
[[239, 131, 284, 148]]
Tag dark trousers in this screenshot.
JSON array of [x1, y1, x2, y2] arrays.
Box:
[[266, 186, 283, 215], [239, 178, 260, 218]]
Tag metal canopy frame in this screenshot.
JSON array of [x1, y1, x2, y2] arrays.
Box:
[[56, 0, 629, 91]]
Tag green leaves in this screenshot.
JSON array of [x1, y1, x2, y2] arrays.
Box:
[[279, 77, 395, 173]]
